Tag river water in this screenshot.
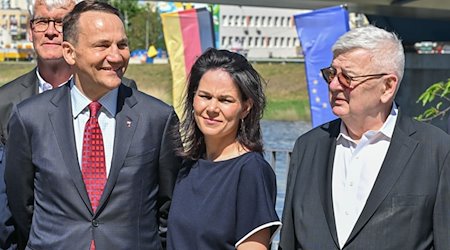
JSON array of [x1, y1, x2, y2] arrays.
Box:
[[260, 120, 312, 249]]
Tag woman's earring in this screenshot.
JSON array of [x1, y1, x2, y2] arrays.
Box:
[[240, 118, 246, 137]]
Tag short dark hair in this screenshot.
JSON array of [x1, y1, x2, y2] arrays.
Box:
[[179, 48, 266, 160], [63, 0, 123, 44]]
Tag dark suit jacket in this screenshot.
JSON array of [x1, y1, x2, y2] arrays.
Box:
[[4, 83, 181, 249], [0, 68, 138, 249], [279, 111, 450, 250]]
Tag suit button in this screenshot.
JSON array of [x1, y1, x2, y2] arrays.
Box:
[[92, 220, 99, 227]]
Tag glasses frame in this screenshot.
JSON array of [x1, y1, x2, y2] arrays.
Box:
[[30, 18, 63, 33], [320, 66, 388, 88]]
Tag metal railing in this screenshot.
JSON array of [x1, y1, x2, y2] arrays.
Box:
[[264, 148, 292, 250]]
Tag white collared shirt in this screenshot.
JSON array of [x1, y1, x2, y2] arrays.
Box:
[[70, 79, 118, 176], [36, 68, 71, 93], [332, 104, 398, 248]]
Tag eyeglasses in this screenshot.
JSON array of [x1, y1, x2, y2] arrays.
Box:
[[320, 66, 388, 88], [30, 18, 63, 33]]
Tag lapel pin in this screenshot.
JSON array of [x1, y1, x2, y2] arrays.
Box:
[[126, 120, 132, 128]]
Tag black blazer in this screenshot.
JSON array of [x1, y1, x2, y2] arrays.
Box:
[[4, 83, 181, 249], [279, 112, 450, 250]]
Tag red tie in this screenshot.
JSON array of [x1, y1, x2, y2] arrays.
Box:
[[81, 102, 106, 249]]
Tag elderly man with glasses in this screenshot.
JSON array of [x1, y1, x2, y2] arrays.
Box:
[[279, 25, 450, 250]]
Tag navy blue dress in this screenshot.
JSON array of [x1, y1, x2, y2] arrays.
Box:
[[167, 152, 281, 250]]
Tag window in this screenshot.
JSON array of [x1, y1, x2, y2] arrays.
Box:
[[222, 15, 227, 26], [221, 36, 227, 47], [293, 37, 299, 47]]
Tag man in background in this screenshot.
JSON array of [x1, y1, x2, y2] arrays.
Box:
[[4, 1, 181, 249]]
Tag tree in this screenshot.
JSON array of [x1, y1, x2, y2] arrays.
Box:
[[104, 1, 165, 51], [416, 79, 450, 121], [108, 0, 140, 30], [128, 4, 165, 51]]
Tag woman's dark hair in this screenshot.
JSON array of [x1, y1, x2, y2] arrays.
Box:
[[178, 48, 266, 160], [63, 0, 123, 45]]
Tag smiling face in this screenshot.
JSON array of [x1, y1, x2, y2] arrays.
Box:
[[193, 69, 251, 145], [30, 1, 75, 63], [62, 10, 130, 100]]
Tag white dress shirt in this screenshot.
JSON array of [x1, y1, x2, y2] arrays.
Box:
[[36, 68, 71, 93], [332, 104, 398, 248], [70, 79, 118, 176]]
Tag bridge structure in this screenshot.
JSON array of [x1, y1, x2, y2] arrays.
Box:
[[154, 0, 450, 44]]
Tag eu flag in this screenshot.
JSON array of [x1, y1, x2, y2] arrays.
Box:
[[294, 6, 349, 127]]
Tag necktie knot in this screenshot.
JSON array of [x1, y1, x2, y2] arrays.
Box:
[[88, 101, 102, 118]]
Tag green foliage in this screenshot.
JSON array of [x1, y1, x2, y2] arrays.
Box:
[[106, 1, 164, 51], [127, 4, 165, 51], [108, 0, 140, 23], [416, 78, 450, 121]]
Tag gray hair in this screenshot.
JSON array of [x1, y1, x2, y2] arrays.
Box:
[[29, 0, 80, 18], [332, 25, 405, 84]]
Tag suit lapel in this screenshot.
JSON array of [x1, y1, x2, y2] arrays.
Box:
[[49, 84, 92, 211], [98, 85, 138, 211], [318, 120, 341, 248], [345, 113, 418, 246], [18, 69, 39, 102]]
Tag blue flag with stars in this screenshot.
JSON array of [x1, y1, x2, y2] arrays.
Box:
[[294, 6, 349, 127]]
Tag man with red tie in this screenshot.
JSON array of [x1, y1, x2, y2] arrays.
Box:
[[3, 1, 181, 249]]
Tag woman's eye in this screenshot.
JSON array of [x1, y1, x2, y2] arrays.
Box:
[[199, 95, 211, 100]]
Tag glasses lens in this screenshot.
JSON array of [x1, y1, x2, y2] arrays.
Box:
[[54, 21, 63, 33], [32, 19, 48, 32], [321, 67, 335, 84], [337, 72, 352, 88]]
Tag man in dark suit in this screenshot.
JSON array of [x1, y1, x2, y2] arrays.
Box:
[[279, 25, 450, 250], [0, 1, 136, 247], [4, 1, 181, 249], [0, 1, 78, 248]]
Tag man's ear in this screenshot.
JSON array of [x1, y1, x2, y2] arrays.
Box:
[[62, 41, 76, 66], [380, 74, 398, 103], [28, 27, 33, 43]]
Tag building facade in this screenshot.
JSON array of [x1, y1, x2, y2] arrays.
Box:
[[0, 8, 28, 47], [219, 5, 306, 59]]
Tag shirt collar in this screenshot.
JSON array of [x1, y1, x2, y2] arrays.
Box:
[[36, 68, 72, 91], [70, 78, 118, 118], [337, 103, 398, 142]]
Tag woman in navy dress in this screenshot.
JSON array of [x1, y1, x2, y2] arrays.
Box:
[[167, 48, 281, 250]]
